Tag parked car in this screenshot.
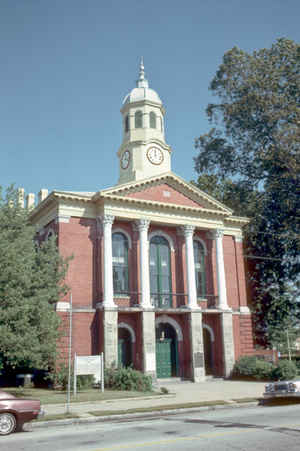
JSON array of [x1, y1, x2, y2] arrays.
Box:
[[0, 390, 44, 435], [264, 380, 300, 398]]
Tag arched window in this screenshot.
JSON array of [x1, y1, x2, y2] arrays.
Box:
[[150, 111, 156, 129], [150, 235, 172, 307], [112, 232, 129, 294], [193, 240, 206, 298], [125, 115, 129, 133], [135, 110, 143, 128]]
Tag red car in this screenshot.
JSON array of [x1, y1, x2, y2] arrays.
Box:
[[0, 390, 44, 435]]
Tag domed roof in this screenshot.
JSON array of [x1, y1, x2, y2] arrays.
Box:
[[122, 59, 162, 106]]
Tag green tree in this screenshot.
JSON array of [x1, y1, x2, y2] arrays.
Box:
[[0, 186, 70, 370], [194, 38, 300, 344]]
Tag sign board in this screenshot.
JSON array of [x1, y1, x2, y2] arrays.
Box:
[[73, 353, 104, 395]]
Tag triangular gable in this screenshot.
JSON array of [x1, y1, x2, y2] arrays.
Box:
[[98, 172, 232, 214], [125, 182, 204, 208]]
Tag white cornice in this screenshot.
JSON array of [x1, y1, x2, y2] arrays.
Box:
[[118, 138, 172, 157], [97, 172, 233, 214], [98, 193, 229, 217]]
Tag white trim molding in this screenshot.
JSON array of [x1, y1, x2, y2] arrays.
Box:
[[56, 302, 71, 312], [155, 315, 183, 342], [55, 214, 70, 223], [148, 230, 175, 252], [239, 306, 251, 314], [203, 323, 215, 342], [193, 236, 208, 255], [112, 228, 132, 249], [118, 322, 136, 343]]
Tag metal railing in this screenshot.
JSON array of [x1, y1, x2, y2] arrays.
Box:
[[98, 291, 219, 309]]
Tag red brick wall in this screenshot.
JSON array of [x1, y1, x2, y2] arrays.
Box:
[[233, 239, 248, 307], [57, 311, 98, 362], [233, 315, 255, 359], [72, 312, 98, 356], [223, 235, 240, 309], [58, 217, 97, 308]]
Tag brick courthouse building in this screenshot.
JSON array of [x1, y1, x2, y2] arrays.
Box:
[[28, 62, 254, 381]]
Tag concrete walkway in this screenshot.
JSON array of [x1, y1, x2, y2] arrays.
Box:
[[42, 379, 266, 418]]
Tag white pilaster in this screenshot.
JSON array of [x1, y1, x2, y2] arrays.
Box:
[[136, 219, 151, 308], [213, 229, 229, 310], [182, 225, 199, 309], [101, 214, 115, 308]]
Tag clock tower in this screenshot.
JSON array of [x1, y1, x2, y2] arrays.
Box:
[[117, 59, 172, 185]]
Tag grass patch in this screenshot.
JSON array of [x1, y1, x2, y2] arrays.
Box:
[[3, 387, 158, 405], [88, 400, 229, 416], [232, 397, 260, 403]]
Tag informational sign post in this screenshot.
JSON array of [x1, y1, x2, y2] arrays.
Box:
[[73, 353, 104, 395]]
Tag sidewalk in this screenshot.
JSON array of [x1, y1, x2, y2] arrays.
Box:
[[38, 379, 266, 423]]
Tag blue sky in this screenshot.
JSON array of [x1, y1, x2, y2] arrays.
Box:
[[1, 0, 299, 200]]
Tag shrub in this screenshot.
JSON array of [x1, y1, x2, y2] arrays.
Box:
[[160, 386, 169, 394], [270, 359, 297, 381], [49, 363, 72, 390], [232, 356, 274, 380], [76, 374, 95, 390], [105, 367, 152, 392]]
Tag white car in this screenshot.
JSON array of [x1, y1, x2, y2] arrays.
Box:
[[264, 380, 300, 398]]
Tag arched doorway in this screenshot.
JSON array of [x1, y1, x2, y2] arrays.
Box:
[[203, 327, 213, 375], [150, 236, 172, 308], [155, 323, 178, 378], [118, 328, 132, 367]]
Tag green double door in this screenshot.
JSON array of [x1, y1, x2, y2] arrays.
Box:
[[156, 336, 179, 378], [156, 339, 173, 378]]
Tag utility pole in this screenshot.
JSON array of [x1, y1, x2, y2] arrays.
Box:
[[66, 293, 73, 414], [286, 329, 292, 361]]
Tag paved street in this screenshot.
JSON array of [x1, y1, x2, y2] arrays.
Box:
[[2, 403, 300, 451]]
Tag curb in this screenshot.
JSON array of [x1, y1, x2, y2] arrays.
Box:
[[32, 401, 260, 430]]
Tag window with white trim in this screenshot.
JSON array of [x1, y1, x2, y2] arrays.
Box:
[[193, 240, 206, 298], [112, 232, 129, 294]]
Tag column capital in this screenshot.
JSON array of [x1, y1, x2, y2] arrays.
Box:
[[207, 228, 224, 240], [134, 218, 150, 232], [180, 224, 195, 238], [55, 214, 70, 223], [234, 233, 243, 243], [100, 214, 115, 226]]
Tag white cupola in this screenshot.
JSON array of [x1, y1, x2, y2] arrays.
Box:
[[117, 59, 172, 185]]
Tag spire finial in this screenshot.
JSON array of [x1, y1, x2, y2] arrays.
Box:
[[136, 57, 149, 88], [139, 57, 145, 80]]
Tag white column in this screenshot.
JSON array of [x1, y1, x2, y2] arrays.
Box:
[[213, 229, 229, 310], [136, 219, 151, 308], [182, 225, 199, 309], [101, 214, 115, 308]]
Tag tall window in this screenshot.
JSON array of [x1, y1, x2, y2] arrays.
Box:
[[112, 232, 129, 294], [150, 111, 156, 128], [125, 115, 129, 132], [193, 240, 206, 298], [135, 110, 143, 128], [150, 235, 172, 307]]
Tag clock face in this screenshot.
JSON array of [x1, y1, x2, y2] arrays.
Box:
[[147, 147, 164, 165], [121, 150, 130, 169]]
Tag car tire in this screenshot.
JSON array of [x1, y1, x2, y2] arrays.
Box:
[[0, 413, 17, 435]]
